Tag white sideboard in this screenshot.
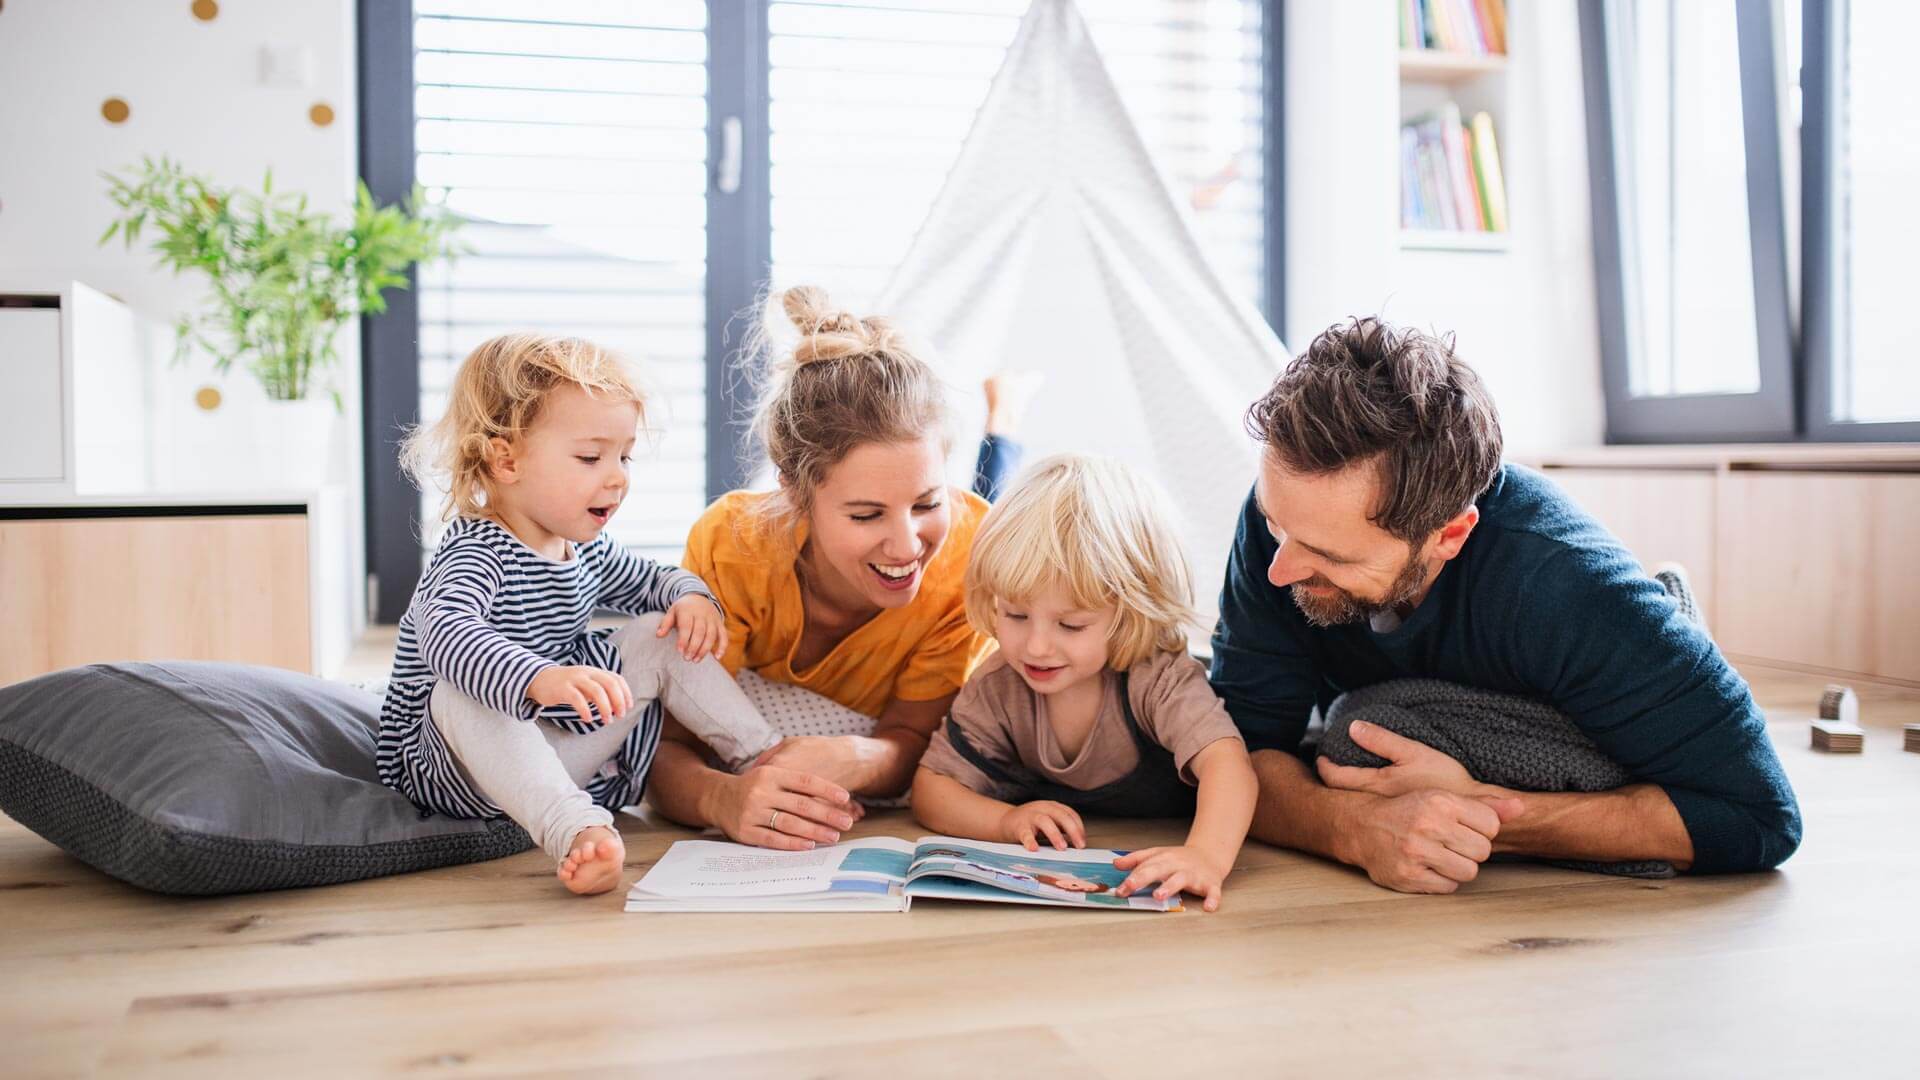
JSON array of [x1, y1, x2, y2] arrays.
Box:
[[1, 282, 359, 681]]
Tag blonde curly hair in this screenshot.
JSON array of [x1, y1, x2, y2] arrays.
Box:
[[401, 332, 646, 523], [964, 453, 1199, 671]]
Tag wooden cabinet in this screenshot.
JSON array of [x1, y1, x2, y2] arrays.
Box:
[[1529, 446, 1920, 684], [1714, 472, 1920, 681], [0, 505, 317, 685]]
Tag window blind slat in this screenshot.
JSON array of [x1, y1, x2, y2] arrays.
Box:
[[415, 5, 709, 554]]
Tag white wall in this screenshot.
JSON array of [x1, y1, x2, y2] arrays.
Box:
[[1285, 0, 1606, 452], [0, 0, 366, 636]]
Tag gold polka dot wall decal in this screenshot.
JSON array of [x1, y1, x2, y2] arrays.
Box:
[[102, 98, 130, 124], [191, 0, 217, 20], [194, 386, 223, 412], [309, 103, 335, 127]]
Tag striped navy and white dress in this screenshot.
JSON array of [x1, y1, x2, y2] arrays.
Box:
[[376, 515, 717, 820]]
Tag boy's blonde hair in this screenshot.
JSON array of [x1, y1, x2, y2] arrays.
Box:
[[964, 454, 1199, 671], [401, 332, 646, 522]]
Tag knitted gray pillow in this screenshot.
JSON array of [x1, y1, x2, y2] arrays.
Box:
[[0, 661, 531, 895], [1319, 678, 1675, 879]]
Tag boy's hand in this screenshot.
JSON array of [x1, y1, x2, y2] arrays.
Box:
[[999, 800, 1087, 851], [1112, 845, 1233, 912], [659, 595, 727, 661], [527, 665, 632, 727]]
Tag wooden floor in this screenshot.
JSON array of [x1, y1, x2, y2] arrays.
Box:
[[3, 662, 1916, 1078]]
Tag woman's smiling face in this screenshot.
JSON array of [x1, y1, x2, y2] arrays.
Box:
[[799, 436, 952, 613]]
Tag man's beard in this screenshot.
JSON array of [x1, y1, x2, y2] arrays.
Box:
[[1289, 551, 1432, 628]]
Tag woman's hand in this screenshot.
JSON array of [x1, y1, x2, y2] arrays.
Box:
[[998, 800, 1087, 851], [527, 665, 632, 726], [700, 765, 862, 851], [658, 595, 727, 661], [1112, 845, 1233, 912]]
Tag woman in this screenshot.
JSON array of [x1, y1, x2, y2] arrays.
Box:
[[645, 285, 1033, 849]]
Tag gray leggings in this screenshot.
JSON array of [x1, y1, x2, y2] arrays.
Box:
[[428, 613, 779, 862]]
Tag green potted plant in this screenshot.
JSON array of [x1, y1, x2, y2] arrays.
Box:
[[101, 155, 460, 486]]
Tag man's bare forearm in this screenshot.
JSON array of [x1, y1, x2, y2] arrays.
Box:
[[1487, 782, 1694, 869], [1248, 749, 1376, 866]]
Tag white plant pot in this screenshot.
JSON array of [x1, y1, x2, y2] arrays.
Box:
[[250, 397, 335, 493]]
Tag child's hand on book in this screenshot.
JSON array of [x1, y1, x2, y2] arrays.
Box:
[[999, 801, 1087, 851], [528, 665, 633, 727], [1112, 845, 1232, 912], [658, 595, 728, 661]]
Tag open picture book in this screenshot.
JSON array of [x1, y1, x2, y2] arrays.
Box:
[[625, 835, 1182, 913]]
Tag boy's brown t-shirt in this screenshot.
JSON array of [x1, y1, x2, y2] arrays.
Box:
[[919, 649, 1244, 800]]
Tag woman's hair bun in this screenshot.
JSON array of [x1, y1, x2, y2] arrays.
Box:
[[781, 285, 896, 366]]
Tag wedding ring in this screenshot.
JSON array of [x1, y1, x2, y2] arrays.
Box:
[[769, 809, 782, 831]]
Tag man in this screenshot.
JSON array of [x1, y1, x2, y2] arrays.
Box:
[[1210, 317, 1800, 893]]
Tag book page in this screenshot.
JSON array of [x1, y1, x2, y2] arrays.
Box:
[[904, 836, 1177, 911], [633, 837, 914, 899]]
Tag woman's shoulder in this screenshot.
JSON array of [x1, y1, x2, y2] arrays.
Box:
[[687, 490, 787, 560], [922, 487, 991, 594], [948, 487, 992, 539]]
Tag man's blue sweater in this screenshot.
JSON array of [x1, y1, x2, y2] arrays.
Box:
[[1209, 464, 1801, 873]]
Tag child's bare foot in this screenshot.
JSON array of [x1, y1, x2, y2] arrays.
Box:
[[557, 826, 625, 895], [983, 371, 1044, 436]]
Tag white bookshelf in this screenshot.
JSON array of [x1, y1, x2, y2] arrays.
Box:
[[1397, 3, 1511, 250]]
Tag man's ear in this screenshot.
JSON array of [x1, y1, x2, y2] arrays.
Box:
[[484, 436, 519, 485], [1427, 505, 1480, 563]]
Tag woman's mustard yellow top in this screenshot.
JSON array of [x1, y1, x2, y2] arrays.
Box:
[[681, 488, 994, 718]]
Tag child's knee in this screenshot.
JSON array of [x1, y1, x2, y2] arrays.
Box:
[[609, 611, 675, 661]]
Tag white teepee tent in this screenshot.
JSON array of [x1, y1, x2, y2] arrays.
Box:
[[877, 0, 1290, 627]]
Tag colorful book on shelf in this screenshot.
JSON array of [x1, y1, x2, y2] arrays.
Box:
[[1400, 126, 1424, 228], [1416, 125, 1456, 231], [1479, 0, 1508, 54], [1440, 103, 1483, 230], [1400, 108, 1508, 234], [1436, 0, 1459, 50], [625, 836, 1183, 913], [1470, 110, 1510, 231], [1455, 0, 1488, 54], [1406, 0, 1507, 56]]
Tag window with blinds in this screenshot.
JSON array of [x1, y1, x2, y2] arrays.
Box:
[[413, 0, 711, 562], [407, 0, 1265, 565], [766, 0, 1268, 312]]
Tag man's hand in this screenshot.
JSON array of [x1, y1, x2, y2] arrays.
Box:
[[1340, 789, 1525, 893], [1317, 720, 1490, 799]]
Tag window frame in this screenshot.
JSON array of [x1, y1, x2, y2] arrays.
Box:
[[1578, 0, 1799, 444], [357, 0, 1285, 622], [1799, 0, 1920, 442]]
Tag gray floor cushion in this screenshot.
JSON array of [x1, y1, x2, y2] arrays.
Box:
[[0, 661, 532, 895]]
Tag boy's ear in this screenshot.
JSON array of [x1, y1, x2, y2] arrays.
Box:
[[484, 436, 519, 484]]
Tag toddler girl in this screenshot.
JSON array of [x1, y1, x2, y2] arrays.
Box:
[[912, 454, 1258, 911], [377, 333, 779, 895]]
